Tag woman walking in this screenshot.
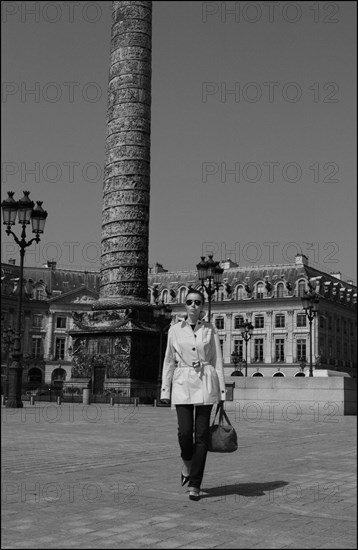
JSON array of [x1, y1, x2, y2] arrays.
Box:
[[160, 289, 226, 501]]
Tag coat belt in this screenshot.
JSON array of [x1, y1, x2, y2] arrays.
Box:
[[176, 361, 211, 368]]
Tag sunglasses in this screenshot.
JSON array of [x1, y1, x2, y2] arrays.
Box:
[[185, 299, 202, 306]]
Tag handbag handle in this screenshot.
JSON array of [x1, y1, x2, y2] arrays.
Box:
[[212, 402, 232, 427]]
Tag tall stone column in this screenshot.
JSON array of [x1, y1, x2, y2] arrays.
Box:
[[69, 1, 161, 400], [100, 0, 152, 307]]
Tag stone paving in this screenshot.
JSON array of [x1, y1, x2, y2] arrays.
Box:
[[1, 402, 357, 549]]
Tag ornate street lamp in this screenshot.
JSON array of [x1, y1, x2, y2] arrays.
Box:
[[1, 191, 48, 408], [231, 350, 243, 376], [241, 319, 254, 377], [153, 301, 172, 402], [196, 255, 224, 322], [301, 291, 320, 377]]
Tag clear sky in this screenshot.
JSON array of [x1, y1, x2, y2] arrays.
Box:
[[1, 1, 357, 283]]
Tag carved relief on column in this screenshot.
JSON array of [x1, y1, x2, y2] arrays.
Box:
[[100, 1, 152, 303]]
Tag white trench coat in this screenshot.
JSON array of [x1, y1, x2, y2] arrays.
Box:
[[160, 316, 226, 406]]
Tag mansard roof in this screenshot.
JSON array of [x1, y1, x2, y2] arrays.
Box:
[[148, 263, 356, 292], [1, 257, 356, 304], [1, 263, 100, 296]]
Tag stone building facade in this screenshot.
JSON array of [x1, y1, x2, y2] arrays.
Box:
[[1, 254, 357, 394]]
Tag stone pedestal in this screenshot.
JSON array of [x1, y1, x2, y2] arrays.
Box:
[[68, 303, 161, 399]]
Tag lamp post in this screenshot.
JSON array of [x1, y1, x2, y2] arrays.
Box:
[[241, 319, 254, 377], [1, 191, 48, 408], [153, 301, 172, 402], [196, 255, 224, 322], [301, 291, 320, 377], [231, 350, 243, 376], [2, 326, 15, 401]]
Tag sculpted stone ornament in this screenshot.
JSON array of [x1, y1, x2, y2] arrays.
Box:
[[107, 358, 131, 379], [71, 309, 128, 329], [71, 356, 92, 379]]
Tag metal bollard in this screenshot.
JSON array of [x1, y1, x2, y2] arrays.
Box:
[[110, 396, 114, 406], [83, 388, 90, 405], [30, 395, 35, 406], [134, 397, 139, 407], [57, 396, 61, 405]]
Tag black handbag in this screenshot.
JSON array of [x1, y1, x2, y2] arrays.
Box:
[[208, 402, 238, 453]]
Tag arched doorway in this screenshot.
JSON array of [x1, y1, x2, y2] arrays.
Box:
[[294, 371, 306, 377], [252, 372, 263, 377], [27, 367, 43, 390], [273, 372, 285, 377], [52, 367, 67, 389]]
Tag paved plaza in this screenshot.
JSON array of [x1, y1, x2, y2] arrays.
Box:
[[1, 401, 357, 549]]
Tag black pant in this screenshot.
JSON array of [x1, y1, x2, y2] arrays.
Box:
[[176, 404, 213, 489]]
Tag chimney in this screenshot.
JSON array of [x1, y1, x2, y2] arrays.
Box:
[[8, 258, 16, 265], [330, 272, 341, 280], [47, 261, 57, 270], [295, 254, 308, 266], [221, 258, 239, 269]]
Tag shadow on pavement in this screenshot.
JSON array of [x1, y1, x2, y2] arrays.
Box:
[[202, 480, 289, 499]]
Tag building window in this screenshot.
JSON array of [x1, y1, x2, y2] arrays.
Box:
[[336, 318, 340, 333], [236, 286, 244, 300], [215, 317, 224, 330], [55, 338, 66, 360], [297, 313, 306, 327], [254, 338, 264, 361], [297, 281, 306, 297], [234, 315, 245, 329], [219, 339, 224, 353], [319, 316, 326, 329], [328, 315, 332, 330], [179, 287, 187, 303], [255, 315, 264, 328], [276, 283, 284, 298], [162, 290, 169, 303], [56, 316, 66, 329], [32, 314, 43, 328], [31, 336, 42, 358], [256, 283, 264, 299], [35, 288, 45, 300], [328, 338, 333, 358], [275, 314, 285, 328], [297, 339, 306, 361], [336, 340, 341, 357], [275, 339, 285, 362], [233, 340, 243, 360], [343, 342, 348, 358]]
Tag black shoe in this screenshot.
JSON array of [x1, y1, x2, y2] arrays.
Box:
[[189, 488, 200, 501], [181, 472, 190, 486]]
